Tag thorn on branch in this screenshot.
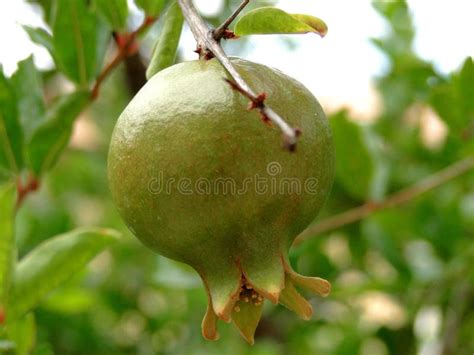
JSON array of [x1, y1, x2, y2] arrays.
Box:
[[194, 46, 214, 60], [258, 112, 272, 126], [204, 52, 215, 60], [248, 92, 267, 110], [213, 0, 250, 41], [222, 29, 239, 40]]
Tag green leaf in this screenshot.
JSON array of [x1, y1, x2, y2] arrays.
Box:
[[135, 0, 168, 17], [52, 0, 109, 86], [146, 2, 184, 79], [0, 183, 16, 320], [291, 14, 328, 36], [41, 287, 96, 314], [431, 57, 474, 136], [234, 7, 327, 37], [93, 0, 128, 31], [430, 85, 461, 132], [0, 168, 12, 184], [27, 91, 89, 176], [22, 26, 54, 56], [11, 56, 46, 139], [8, 227, 120, 320], [458, 57, 474, 106], [5, 313, 36, 355], [0, 69, 23, 174], [372, 0, 414, 51], [330, 111, 388, 201]]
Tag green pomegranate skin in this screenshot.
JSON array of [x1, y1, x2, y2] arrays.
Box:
[[108, 57, 334, 341]]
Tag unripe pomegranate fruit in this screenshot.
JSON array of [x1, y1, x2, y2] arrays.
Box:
[[108, 58, 334, 343]]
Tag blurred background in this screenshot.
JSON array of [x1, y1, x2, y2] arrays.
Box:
[[1, 0, 473, 354]]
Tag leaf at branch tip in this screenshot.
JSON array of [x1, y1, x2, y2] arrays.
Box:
[[8, 227, 120, 320], [27, 90, 89, 176], [291, 14, 328, 37], [146, 1, 184, 80], [0, 183, 16, 321], [234, 7, 328, 37]]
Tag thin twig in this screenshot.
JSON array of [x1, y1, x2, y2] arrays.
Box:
[[91, 16, 156, 100], [91, 51, 126, 100], [177, 0, 299, 150], [293, 156, 474, 246], [213, 0, 249, 40]]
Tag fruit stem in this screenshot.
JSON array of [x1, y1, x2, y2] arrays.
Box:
[[177, 0, 300, 151]]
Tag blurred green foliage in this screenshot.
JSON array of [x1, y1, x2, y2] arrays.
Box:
[[1, 0, 473, 354]]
